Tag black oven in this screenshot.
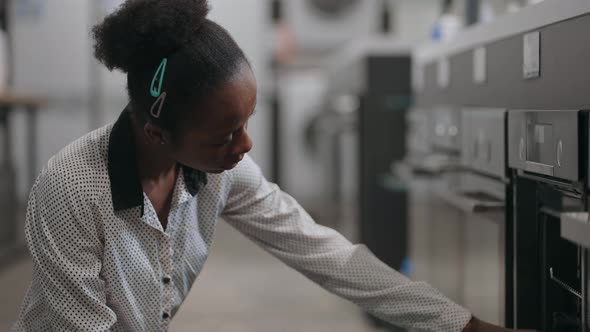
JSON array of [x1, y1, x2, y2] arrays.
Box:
[[507, 110, 588, 332]]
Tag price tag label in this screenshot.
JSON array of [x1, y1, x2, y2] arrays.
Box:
[[523, 31, 541, 79], [473, 47, 486, 84], [437, 58, 450, 88]]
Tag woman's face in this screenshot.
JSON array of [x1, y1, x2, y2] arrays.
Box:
[[168, 63, 257, 173]]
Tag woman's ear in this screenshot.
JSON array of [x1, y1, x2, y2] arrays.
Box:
[[143, 122, 166, 145]]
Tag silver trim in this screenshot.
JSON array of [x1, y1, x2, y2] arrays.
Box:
[[582, 249, 587, 331], [561, 212, 590, 249], [557, 140, 563, 167], [549, 267, 582, 299], [436, 189, 505, 214], [524, 161, 554, 177], [512, 181, 518, 327]]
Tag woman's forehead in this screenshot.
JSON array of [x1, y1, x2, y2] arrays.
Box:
[[207, 69, 256, 118], [191, 66, 257, 134]]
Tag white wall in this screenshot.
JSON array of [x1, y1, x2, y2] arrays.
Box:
[[390, 0, 441, 44], [285, 1, 380, 53], [10, 0, 96, 199], [12, 0, 93, 100]]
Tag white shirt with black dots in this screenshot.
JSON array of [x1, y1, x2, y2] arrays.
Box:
[[12, 112, 471, 331]]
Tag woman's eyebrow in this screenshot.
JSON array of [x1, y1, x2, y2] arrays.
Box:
[[211, 130, 233, 140], [213, 105, 257, 139]]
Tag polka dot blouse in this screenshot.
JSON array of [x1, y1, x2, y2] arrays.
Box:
[[12, 110, 471, 331]]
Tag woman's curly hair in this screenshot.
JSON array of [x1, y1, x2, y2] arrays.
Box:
[[92, 0, 248, 136]]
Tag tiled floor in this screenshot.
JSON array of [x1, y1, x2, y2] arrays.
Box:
[[0, 220, 382, 332]]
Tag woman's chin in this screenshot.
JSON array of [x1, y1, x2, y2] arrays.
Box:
[[198, 161, 239, 174], [205, 168, 226, 174]]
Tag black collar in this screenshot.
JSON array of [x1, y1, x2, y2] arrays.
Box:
[[107, 107, 207, 214]]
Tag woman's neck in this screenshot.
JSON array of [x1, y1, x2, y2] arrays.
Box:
[[129, 113, 177, 183]]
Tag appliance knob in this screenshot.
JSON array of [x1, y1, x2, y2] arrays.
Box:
[[448, 125, 458, 137]]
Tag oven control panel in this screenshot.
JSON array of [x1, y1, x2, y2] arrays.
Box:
[[508, 110, 580, 182], [461, 109, 506, 179]]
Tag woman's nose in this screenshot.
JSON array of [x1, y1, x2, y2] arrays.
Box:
[[234, 131, 253, 155]]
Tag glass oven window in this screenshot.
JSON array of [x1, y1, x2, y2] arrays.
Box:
[[526, 123, 554, 164]]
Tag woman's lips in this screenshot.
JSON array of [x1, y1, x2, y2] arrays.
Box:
[[222, 156, 243, 170]]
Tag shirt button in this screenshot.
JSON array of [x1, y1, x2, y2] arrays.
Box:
[[162, 312, 170, 320], [163, 276, 171, 284]]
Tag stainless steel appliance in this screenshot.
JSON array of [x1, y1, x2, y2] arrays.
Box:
[[507, 110, 588, 331], [426, 106, 466, 304], [438, 108, 507, 325], [397, 106, 465, 304], [395, 108, 434, 283]]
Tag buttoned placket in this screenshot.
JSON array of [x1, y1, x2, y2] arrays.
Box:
[[140, 195, 174, 330], [159, 229, 174, 330], [140, 171, 195, 330], [159, 172, 192, 330]]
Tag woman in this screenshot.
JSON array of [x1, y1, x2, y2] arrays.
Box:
[[13, 1, 528, 331]]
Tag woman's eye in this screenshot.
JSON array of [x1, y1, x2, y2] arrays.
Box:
[[212, 141, 230, 147], [212, 135, 233, 147]]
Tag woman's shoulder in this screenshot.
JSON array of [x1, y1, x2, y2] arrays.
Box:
[[36, 124, 113, 200], [197, 155, 264, 201]]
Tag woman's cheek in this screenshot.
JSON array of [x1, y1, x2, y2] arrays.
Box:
[[209, 147, 229, 163]]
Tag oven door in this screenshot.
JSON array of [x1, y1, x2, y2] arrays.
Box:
[[539, 198, 585, 332], [511, 176, 586, 332], [436, 172, 506, 325], [560, 211, 590, 332]]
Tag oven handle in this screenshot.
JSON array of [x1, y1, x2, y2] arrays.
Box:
[[413, 164, 465, 177], [435, 189, 504, 213], [559, 212, 590, 249], [395, 162, 463, 180], [524, 160, 554, 177]]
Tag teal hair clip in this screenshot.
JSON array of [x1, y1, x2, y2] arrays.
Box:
[[150, 58, 168, 98]]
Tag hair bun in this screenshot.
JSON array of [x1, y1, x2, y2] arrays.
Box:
[[92, 0, 210, 73]]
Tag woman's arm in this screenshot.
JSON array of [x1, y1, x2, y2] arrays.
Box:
[[221, 155, 471, 332], [16, 170, 116, 331]]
